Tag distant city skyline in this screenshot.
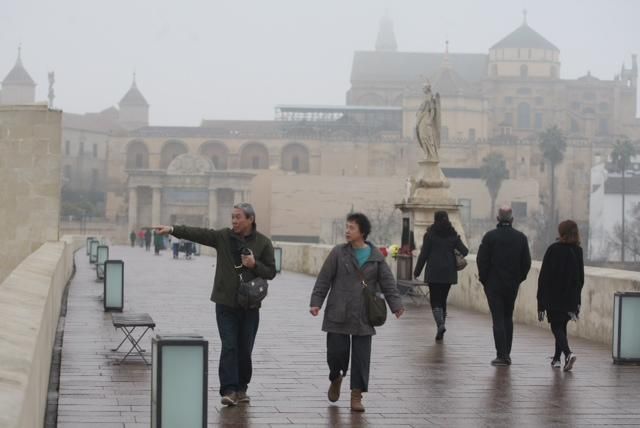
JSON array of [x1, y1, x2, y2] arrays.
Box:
[[2, 0, 639, 125]]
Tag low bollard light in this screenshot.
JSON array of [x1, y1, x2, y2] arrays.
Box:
[[274, 246, 283, 274], [96, 245, 109, 280], [151, 335, 208, 428], [613, 291, 640, 363], [89, 239, 100, 265], [86, 236, 95, 256], [104, 260, 124, 312]]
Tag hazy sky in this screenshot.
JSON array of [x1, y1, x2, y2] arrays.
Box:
[[2, 0, 639, 126]]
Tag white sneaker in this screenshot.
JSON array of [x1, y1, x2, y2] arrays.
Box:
[[550, 357, 561, 369], [563, 353, 577, 372]]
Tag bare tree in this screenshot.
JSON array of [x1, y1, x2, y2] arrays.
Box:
[[365, 202, 401, 246]]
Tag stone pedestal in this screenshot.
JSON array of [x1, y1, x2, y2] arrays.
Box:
[[396, 159, 467, 246]]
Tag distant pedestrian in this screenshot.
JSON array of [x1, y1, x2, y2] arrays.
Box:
[[477, 206, 531, 366], [137, 229, 145, 247], [414, 211, 468, 342], [537, 220, 584, 371], [153, 230, 163, 255], [310, 212, 404, 412], [144, 228, 152, 251], [129, 230, 136, 247]]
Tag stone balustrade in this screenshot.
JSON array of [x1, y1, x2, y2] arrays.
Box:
[[277, 242, 640, 346], [0, 235, 84, 428]]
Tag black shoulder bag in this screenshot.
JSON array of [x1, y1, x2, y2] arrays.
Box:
[[354, 261, 387, 327], [234, 248, 269, 309]]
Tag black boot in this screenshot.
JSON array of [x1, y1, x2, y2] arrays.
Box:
[[432, 307, 446, 341]]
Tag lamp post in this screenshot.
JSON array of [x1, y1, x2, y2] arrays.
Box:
[[89, 239, 99, 265], [274, 246, 283, 274], [104, 260, 124, 312], [151, 335, 208, 427], [96, 245, 109, 280], [613, 291, 640, 363]]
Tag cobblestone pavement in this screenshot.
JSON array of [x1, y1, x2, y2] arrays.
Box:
[[57, 245, 640, 427]]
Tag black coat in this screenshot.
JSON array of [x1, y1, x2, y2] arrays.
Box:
[[537, 242, 584, 313], [476, 223, 531, 290], [414, 231, 468, 285]]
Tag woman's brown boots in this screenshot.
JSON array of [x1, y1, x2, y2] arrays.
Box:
[[350, 389, 365, 412]]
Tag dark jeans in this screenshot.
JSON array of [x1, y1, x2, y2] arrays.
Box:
[[429, 283, 452, 311], [215, 303, 260, 396], [484, 286, 518, 359], [548, 310, 571, 359], [327, 333, 372, 392]]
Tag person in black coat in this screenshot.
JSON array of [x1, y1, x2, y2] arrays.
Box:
[[537, 220, 584, 372], [414, 211, 468, 341], [477, 206, 531, 366]]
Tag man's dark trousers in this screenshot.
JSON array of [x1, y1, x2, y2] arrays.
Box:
[[484, 285, 518, 359], [215, 303, 259, 395]]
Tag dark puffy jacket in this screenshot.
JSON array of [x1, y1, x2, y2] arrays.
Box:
[[172, 225, 276, 307], [476, 223, 531, 290], [414, 231, 468, 285], [537, 242, 584, 313]]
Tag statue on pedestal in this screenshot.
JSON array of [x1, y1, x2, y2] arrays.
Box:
[[415, 83, 441, 161]]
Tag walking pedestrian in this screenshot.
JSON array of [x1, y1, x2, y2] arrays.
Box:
[[129, 230, 136, 247], [414, 211, 468, 342], [310, 212, 404, 412], [477, 206, 531, 366], [144, 228, 152, 251], [537, 220, 584, 371], [154, 203, 275, 406]]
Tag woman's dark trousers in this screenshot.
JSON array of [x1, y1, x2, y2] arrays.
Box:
[[215, 303, 260, 396], [548, 310, 571, 359], [327, 333, 372, 392]]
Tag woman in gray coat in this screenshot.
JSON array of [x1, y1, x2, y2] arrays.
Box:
[[414, 211, 468, 342], [310, 213, 404, 412]]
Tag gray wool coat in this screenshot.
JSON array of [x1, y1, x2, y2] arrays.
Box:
[[310, 243, 404, 336]]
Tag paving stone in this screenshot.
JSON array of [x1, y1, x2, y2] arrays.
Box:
[[58, 245, 640, 426]]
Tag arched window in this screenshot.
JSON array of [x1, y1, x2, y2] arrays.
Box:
[[517, 103, 531, 129], [160, 140, 188, 169], [126, 140, 149, 170], [520, 64, 528, 78], [240, 142, 269, 169], [281, 143, 310, 173], [199, 141, 229, 170]]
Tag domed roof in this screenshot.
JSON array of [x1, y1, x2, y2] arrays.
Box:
[[119, 74, 148, 106], [491, 18, 558, 51], [2, 48, 35, 86]]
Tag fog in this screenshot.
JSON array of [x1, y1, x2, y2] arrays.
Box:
[[2, 0, 639, 125]]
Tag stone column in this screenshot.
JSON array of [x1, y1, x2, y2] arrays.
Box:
[[208, 189, 218, 228], [234, 190, 244, 205], [151, 187, 161, 226], [128, 187, 138, 232]]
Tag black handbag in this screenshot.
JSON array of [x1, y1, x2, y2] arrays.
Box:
[[237, 271, 268, 309], [354, 261, 387, 327]]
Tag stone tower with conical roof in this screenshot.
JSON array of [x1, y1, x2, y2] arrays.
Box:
[[118, 73, 149, 130], [375, 12, 397, 52], [488, 11, 560, 80], [1, 47, 36, 105]]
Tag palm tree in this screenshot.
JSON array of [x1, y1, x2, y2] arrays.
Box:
[[480, 152, 509, 219], [539, 126, 567, 236], [611, 139, 637, 262]]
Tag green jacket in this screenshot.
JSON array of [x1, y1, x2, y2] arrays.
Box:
[[172, 225, 276, 307]]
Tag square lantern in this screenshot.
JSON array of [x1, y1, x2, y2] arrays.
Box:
[[151, 335, 208, 428], [104, 260, 124, 312], [274, 246, 283, 274], [89, 239, 100, 265], [86, 236, 95, 256], [96, 245, 109, 280], [613, 291, 640, 363]]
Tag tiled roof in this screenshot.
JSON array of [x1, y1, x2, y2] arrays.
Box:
[[491, 23, 558, 51]]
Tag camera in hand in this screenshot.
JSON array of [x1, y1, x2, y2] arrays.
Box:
[[240, 247, 252, 256]]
